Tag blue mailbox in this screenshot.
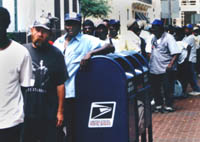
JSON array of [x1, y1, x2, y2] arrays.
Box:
[[75, 53, 152, 142]]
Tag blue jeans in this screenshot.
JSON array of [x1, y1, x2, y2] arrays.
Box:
[[180, 62, 200, 92]]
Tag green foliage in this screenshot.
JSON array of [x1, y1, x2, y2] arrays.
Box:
[[80, 0, 111, 20]]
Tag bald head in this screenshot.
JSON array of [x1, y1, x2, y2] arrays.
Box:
[[0, 7, 10, 29]]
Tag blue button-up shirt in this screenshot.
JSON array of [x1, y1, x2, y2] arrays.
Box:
[[54, 33, 102, 98]]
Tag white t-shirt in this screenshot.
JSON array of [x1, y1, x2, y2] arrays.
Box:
[[183, 34, 197, 63], [177, 41, 188, 64], [0, 40, 32, 129]]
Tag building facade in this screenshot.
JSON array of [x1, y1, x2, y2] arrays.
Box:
[[1, 0, 79, 32], [105, 0, 152, 34]]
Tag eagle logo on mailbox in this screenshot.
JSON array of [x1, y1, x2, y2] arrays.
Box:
[[88, 102, 116, 128]]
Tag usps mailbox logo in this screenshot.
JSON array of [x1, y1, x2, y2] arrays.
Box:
[[88, 102, 116, 128]]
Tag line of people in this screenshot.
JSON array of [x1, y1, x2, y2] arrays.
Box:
[[2, 5, 200, 142]]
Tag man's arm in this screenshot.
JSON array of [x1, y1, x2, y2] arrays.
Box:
[[56, 84, 65, 127], [80, 43, 114, 68], [166, 54, 179, 71]]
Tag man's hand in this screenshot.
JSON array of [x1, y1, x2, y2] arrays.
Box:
[[166, 63, 173, 72], [56, 111, 64, 127], [80, 52, 92, 70]]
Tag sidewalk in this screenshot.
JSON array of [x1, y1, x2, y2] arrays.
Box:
[[152, 95, 200, 142]]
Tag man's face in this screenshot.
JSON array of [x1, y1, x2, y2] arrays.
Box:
[[95, 25, 108, 40], [65, 20, 81, 38], [151, 25, 164, 39], [83, 25, 94, 35], [31, 27, 50, 48], [184, 28, 192, 36], [109, 25, 118, 38], [0, 19, 8, 42]]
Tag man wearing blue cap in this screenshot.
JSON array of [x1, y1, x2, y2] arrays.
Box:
[[149, 19, 181, 113], [53, 13, 114, 142], [182, 24, 200, 96], [108, 19, 121, 52]]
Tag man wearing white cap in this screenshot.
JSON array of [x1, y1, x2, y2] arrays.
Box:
[[22, 16, 68, 142], [54, 13, 114, 142]]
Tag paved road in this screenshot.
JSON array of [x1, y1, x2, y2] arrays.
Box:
[[152, 82, 200, 142]]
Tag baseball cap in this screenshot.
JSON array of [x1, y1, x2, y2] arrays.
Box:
[[109, 19, 120, 25], [33, 17, 51, 30], [152, 19, 163, 26], [127, 19, 137, 29], [186, 24, 193, 29], [64, 13, 81, 22]]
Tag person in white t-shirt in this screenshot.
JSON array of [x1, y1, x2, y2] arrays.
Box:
[[0, 7, 32, 142]]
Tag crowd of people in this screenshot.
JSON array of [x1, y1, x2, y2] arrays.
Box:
[[1, 5, 200, 142]]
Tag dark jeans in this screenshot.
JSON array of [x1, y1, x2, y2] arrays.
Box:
[[0, 123, 22, 142], [178, 61, 200, 92], [150, 71, 175, 107], [64, 98, 76, 142], [22, 118, 57, 142]]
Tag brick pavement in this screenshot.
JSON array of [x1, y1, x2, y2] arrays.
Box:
[[152, 96, 200, 142]]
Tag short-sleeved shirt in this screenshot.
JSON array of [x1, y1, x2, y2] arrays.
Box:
[[24, 43, 68, 120], [149, 32, 181, 74], [0, 40, 32, 129], [177, 41, 188, 64], [54, 33, 102, 98], [118, 31, 141, 53], [183, 34, 197, 63]]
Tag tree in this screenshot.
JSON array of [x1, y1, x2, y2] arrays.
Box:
[[80, 0, 111, 21]]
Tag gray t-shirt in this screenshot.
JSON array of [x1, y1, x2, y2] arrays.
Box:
[[149, 32, 181, 74]]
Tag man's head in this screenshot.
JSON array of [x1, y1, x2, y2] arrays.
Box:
[[95, 23, 108, 40], [0, 7, 10, 42], [108, 19, 120, 38], [127, 19, 141, 36], [83, 19, 95, 35], [193, 26, 199, 36], [64, 13, 82, 38], [184, 24, 193, 36], [31, 17, 51, 48], [151, 19, 164, 39]]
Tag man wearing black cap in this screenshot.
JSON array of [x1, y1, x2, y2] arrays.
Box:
[[22, 16, 68, 142], [54, 13, 114, 142], [0, 7, 32, 142], [149, 19, 181, 113]]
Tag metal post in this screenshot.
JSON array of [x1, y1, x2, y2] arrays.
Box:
[[168, 0, 172, 25], [14, 0, 18, 31]]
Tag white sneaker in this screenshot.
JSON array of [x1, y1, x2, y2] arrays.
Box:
[[188, 91, 200, 96], [151, 99, 155, 105]]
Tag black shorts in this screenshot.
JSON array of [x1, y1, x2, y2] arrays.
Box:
[[22, 118, 58, 142], [0, 123, 22, 142]]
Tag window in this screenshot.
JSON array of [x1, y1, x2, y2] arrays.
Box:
[[127, 9, 129, 20], [73, 0, 77, 12], [64, 0, 69, 14]]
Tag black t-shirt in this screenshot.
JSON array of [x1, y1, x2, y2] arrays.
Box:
[[24, 43, 68, 120]]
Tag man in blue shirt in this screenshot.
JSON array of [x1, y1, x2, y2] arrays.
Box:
[[54, 13, 114, 142]]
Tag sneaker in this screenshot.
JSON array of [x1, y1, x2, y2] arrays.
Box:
[[188, 91, 200, 96], [153, 105, 164, 113], [151, 99, 155, 105], [164, 106, 176, 112]]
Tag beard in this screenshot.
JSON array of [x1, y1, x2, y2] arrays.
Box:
[[32, 38, 49, 50]]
